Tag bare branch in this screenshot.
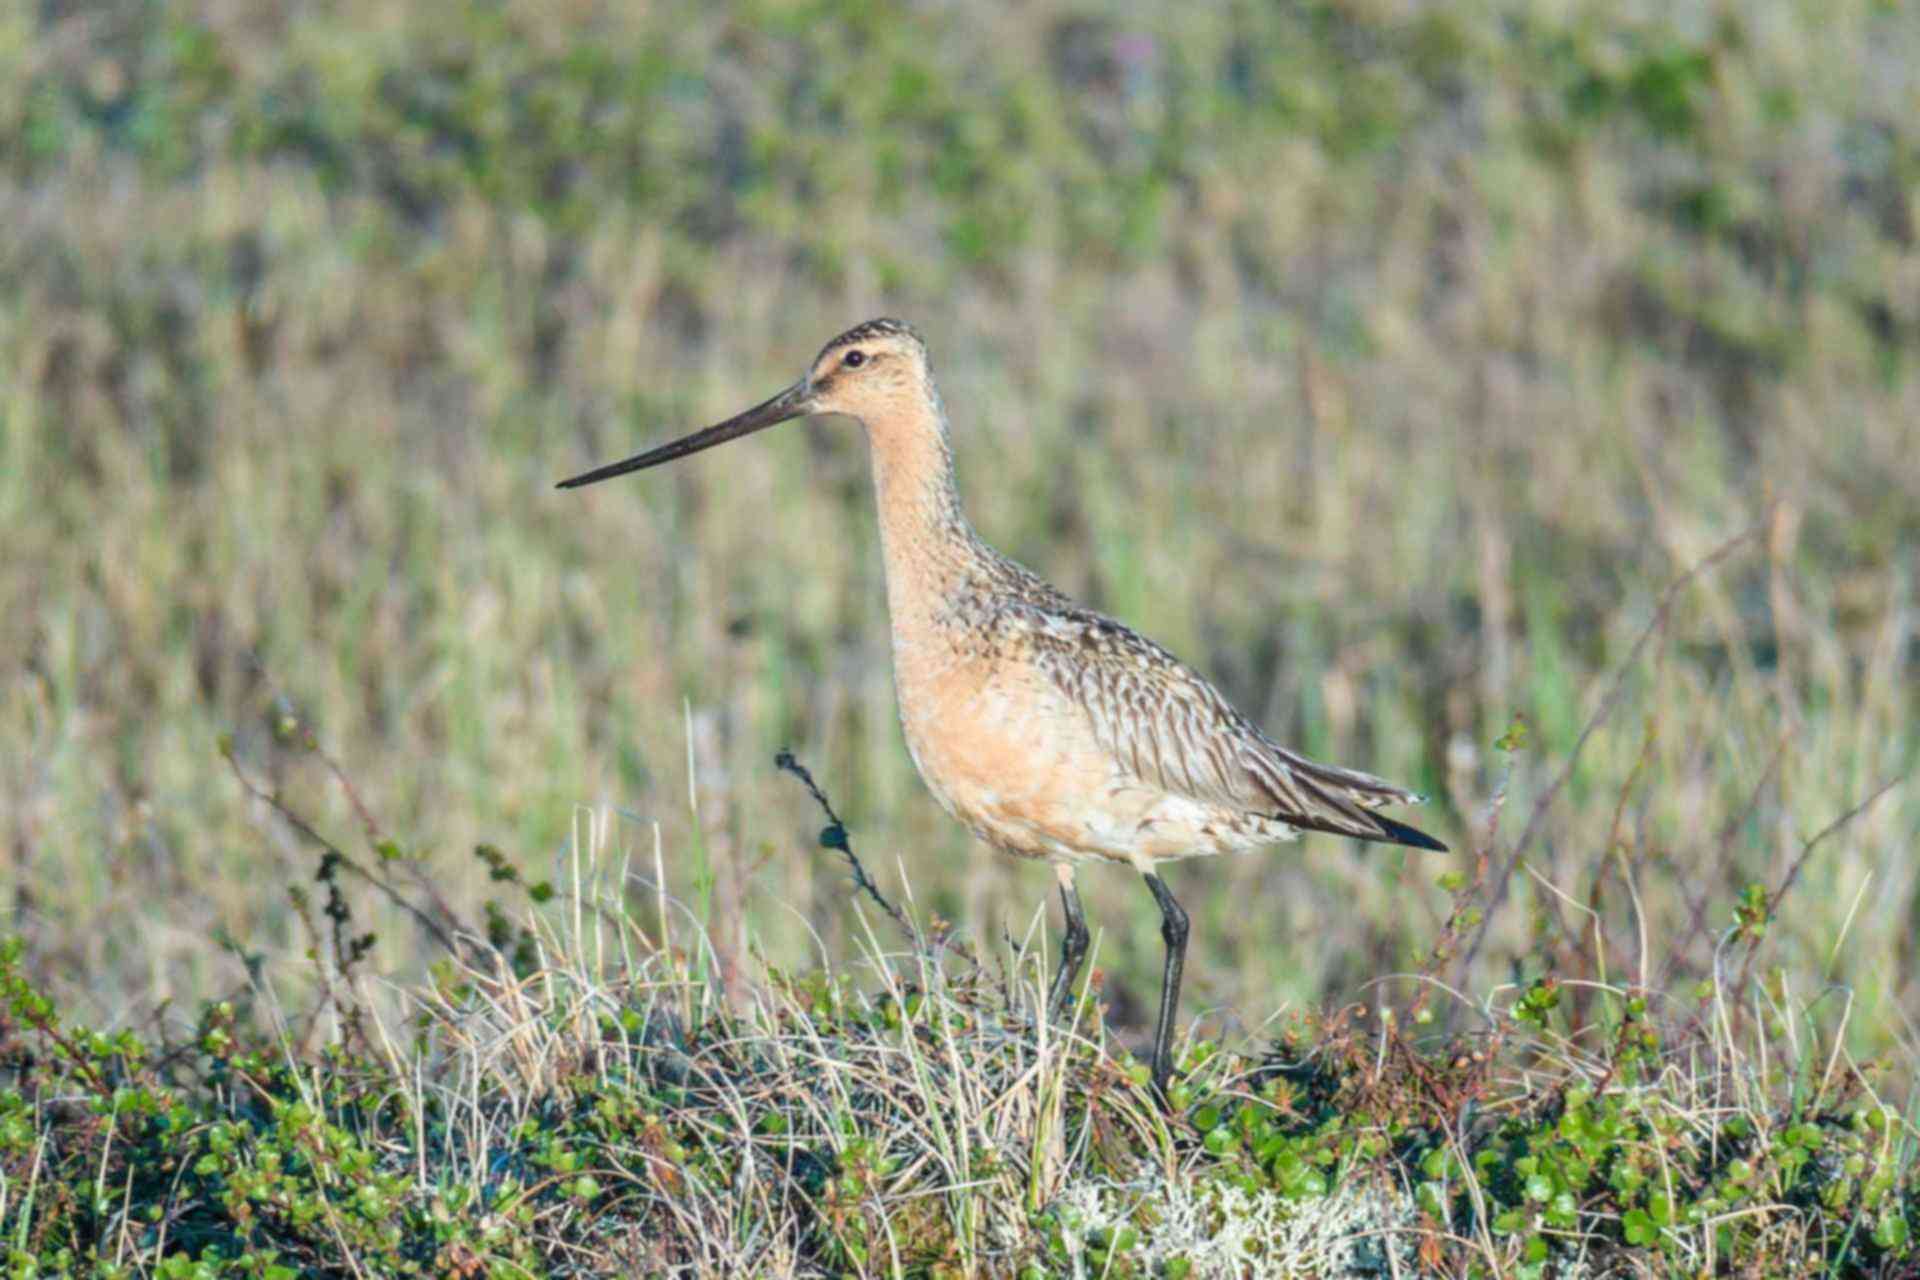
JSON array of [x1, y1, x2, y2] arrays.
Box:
[[221, 742, 468, 959], [1460, 524, 1760, 972], [774, 750, 916, 942]]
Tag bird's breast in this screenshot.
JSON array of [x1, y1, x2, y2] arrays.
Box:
[[887, 622, 1258, 865], [888, 625, 1076, 856]]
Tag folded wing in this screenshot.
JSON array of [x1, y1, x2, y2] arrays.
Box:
[[1015, 600, 1446, 853]]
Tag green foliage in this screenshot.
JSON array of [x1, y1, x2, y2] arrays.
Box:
[[1, 11, 1917, 1277], [3, 0, 1917, 1062], [3, 904, 1916, 1275], [3, 672, 1917, 1277]]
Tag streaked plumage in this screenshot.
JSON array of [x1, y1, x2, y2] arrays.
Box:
[[560, 319, 1445, 1102]]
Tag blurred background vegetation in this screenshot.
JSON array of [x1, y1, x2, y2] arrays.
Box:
[[2, 0, 1915, 1063]]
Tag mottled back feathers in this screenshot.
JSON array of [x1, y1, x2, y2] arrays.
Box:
[[953, 558, 1443, 852]]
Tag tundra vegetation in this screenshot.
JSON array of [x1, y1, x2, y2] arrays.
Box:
[[1, 0, 1916, 1274]]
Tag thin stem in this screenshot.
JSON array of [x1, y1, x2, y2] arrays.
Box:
[[774, 750, 915, 942]]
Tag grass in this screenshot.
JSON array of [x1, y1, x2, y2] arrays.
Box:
[[0, 764, 1913, 1276], [5, 0, 1915, 1056], [1, 0, 1918, 1271]]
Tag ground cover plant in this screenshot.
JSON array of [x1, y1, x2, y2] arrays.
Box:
[[0, 743, 1914, 1275], [2, 0, 1917, 1273]]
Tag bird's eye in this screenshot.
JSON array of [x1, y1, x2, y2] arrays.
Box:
[[842, 350, 866, 368]]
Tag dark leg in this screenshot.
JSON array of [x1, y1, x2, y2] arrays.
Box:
[[1143, 872, 1189, 1104], [1048, 868, 1091, 1018]]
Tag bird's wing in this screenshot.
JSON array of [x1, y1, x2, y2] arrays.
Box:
[[1015, 601, 1446, 852]]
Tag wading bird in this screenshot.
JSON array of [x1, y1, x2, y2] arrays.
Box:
[[559, 320, 1445, 1100]]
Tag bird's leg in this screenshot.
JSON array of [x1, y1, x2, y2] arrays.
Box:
[[1048, 864, 1091, 1018], [1142, 871, 1189, 1104]]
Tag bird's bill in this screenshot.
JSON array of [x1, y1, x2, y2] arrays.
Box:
[[555, 380, 812, 489]]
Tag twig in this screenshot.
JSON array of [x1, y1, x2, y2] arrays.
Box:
[[221, 742, 467, 958], [1459, 524, 1759, 972], [1411, 726, 1514, 1023], [276, 694, 468, 934], [1728, 774, 1903, 1007], [308, 732, 382, 844], [774, 751, 915, 941], [7, 996, 110, 1095], [1660, 734, 1789, 988]]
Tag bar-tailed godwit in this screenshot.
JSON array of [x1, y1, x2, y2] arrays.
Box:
[[560, 319, 1445, 1099]]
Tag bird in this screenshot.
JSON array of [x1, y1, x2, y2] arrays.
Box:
[[559, 319, 1446, 1101]]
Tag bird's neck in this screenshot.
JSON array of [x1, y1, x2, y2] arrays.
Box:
[[865, 398, 987, 628]]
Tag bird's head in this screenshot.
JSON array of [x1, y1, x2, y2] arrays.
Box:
[[556, 318, 935, 490]]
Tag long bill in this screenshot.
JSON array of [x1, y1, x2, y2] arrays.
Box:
[[555, 380, 812, 489]]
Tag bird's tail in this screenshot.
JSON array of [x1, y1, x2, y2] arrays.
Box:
[[1247, 745, 1449, 852]]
